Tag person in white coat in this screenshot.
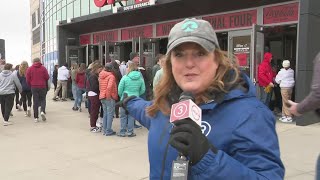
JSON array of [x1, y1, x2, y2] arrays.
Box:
[[53, 64, 70, 101], [275, 60, 295, 122]]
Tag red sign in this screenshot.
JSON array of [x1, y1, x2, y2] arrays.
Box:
[[156, 21, 179, 37], [121, 25, 153, 41], [94, 0, 107, 7], [263, 3, 299, 24], [79, 34, 91, 45], [202, 10, 257, 30], [135, 0, 149, 3], [93, 30, 118, 44], [236, 53, 248, 66]]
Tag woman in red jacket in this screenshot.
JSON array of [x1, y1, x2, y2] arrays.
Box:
[[258, 52, 276, 107]]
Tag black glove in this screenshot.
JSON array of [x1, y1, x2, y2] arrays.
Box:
[[169, 119, 217, 165], [116, 93, 137, 113]]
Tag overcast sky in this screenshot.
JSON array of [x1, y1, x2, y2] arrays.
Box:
[[0, 0, 31, 66]]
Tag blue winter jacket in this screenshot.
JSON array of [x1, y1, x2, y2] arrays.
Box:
[[126, 74, 285, 180]]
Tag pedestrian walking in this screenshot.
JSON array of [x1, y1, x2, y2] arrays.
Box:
[[13, 65, 22, 111], [74, 63, 86, 112], [70, 62, 78, 102], [99, 63, 118, 136], [119, 61, 127, 77], [275, 60, 295, 122], [258, 52, 276, 107], [88, 63, 103, 132], [0, 63, 22, 125], [53, 63, 69, 101], [152, 54, 166, 89], [17, 61, 32, 117], [111, 60, 122, 118], [26, 58, 49, 122], [117, 62, 145, 137]]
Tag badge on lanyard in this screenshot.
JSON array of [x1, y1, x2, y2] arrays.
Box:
[[171, 155, 189, 180]]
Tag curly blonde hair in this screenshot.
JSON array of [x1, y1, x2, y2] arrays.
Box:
[[19, 61, 29, 77], [146, 49, 241, 117]]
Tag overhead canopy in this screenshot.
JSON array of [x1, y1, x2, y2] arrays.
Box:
[[60, 0, 293, 34]]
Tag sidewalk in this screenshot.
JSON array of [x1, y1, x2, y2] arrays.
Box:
[[277, 122, 320, 179], [0, 90, 319, 180]]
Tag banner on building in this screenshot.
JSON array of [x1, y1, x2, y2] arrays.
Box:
[[263, 2, 299, 24], [93, 30, 119, 44], [202, 10, 257, 31], [121, 25, 153, 41], [79, 34, 91, 45]]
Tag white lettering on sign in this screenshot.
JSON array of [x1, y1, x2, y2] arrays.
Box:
[[123, 2, 150, 11]]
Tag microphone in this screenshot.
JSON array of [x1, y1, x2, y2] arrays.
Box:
[[170, 92, 202, 126], [169, 92, 202, 180]]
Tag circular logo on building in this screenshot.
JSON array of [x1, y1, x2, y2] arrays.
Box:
[[181, 20, 199, 32], [94, 0, 107, 7]]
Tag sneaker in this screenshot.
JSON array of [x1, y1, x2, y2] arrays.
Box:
[[3, 121, 12, 126], [40, 112, 46, 121], [134, 124, 142, 129], [72, 107, 79, 111], [104, 131, 116, 136], [281, 117, 293, 123], [34, 118, 39, 123], [61, 99, 67, 101], [17, 104, 22, 111], [127, 132, 136, 137], [90, 127, 101, 133], [279, 116, 286, 121], [52, 98, 58, 101], [96, 118, 103, 128], [117, 132, 126, 137], [27, 107, 31, 117], [24, 111, 28, 117], [78, 107, 82, 112]]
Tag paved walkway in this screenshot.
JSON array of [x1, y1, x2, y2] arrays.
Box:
[[0, 90, 319, 180]]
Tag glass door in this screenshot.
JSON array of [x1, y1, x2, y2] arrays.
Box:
[[228, 25, 265, 84], [228, 29, 251, 78], [251, 24, 265, 85], [251, 24, 265, 98]]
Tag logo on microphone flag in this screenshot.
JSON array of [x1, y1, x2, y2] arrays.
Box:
[[170, 100, 202, 126]]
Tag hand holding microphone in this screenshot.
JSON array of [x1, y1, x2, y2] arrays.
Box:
[[169, 92, 217, 166], [169, 119, 215, 165]]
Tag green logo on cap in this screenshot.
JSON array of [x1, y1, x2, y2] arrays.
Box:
[[181, 20, 198, 32]]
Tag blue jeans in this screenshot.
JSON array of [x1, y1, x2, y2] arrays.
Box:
[[101, 99, 115, 134], [119, 107, 134, 135], [72, 83, 78, 107], [260, 86, 272, 107], [76, 88, 86, 108]]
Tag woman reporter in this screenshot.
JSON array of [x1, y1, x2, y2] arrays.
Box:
[[122, 18, 284, 179]]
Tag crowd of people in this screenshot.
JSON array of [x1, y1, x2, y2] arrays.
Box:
[[0, 58, 49, 125], [50, 52, 166, 137]]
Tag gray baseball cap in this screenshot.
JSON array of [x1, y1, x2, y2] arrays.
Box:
[[166, 18, 220, 55]]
